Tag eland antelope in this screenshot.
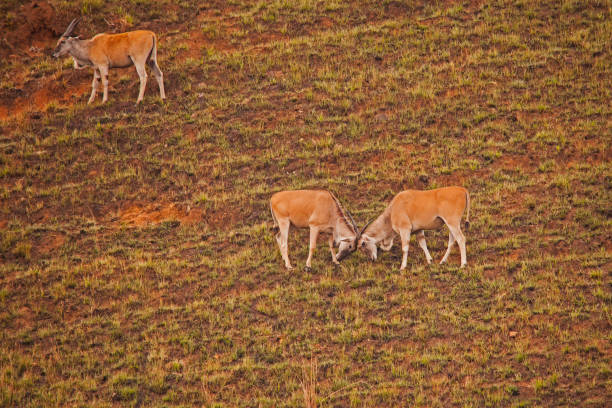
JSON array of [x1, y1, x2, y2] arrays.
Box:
[[270, 190, 360, 270], [53, 18, 166, 104], [358, 187, 471, 269]]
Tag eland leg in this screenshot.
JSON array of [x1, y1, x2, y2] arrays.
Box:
[[99, 65, 109, 103], [399, 228, 412, 270], [276, 219, 293, 270], [305, 227, 319, 270], [440, 230, 456, 264], [148, 58, 165, 100], [416, 230, 433, 264], [133, 61, 148, 104], [446, 220, 467, 267], [328, 235, 339, 265], [88, 68, 100, 104]]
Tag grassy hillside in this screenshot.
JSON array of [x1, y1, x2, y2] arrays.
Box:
[[1, 0, 610, 406]]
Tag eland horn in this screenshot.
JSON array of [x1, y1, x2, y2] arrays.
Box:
[[359, 219, 373, 238], [346, 209, 358, 236], [62, 18, 81, 38]]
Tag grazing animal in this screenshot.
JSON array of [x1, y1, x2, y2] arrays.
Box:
[[52, 18, 166, 104], [270, 190, 360, 270], [358, 187, 471, 270]]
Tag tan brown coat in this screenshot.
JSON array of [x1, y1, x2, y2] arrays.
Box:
[[270, 190, 359, 270], [53, 19, 165, 104], [358, 186, 471, 269]]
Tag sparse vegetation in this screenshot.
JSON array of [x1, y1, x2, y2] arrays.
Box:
[[0, 0, 610, 407]]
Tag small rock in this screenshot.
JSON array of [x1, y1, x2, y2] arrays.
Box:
[[509, 331, 518, 338]]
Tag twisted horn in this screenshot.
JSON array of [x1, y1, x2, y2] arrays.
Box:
[[359, 219, 373, 238], [346, 209, 358, 235], [329, 190, 357, 236], [61, 18, 81, 38]]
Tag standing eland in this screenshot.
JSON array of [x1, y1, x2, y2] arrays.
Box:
[[52, 18, 166, 104], [270, 190, 360, 270], [358, 187, 471, 270]]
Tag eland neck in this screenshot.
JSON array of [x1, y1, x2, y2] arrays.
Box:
[[363, 211, 392, 243], [68, 39, 92, 66]]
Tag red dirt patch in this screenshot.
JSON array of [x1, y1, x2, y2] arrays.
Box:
[[38, 232, 65, 255], [1, 1, 62, 58], [11, 306, 36, 331], [174, 27, 237, 60], [115, 203, 203, 227], [0, 72, 90, 121], [498, 155, 530, 171], [318, 17, 335, 29]]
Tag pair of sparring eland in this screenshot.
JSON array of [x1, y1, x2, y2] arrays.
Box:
[[53, 18, 165, 104], [270, 187, 470, 271]]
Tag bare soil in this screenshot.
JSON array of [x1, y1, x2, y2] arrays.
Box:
[[1, 1, 62, 58]]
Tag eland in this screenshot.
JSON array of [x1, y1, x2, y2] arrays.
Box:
[[270, 190, 360, 270], [53, 18, 165, 104], [358, 187, 471, 269]]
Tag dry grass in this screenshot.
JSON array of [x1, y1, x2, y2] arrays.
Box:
[[0, 0, 610, 407]]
